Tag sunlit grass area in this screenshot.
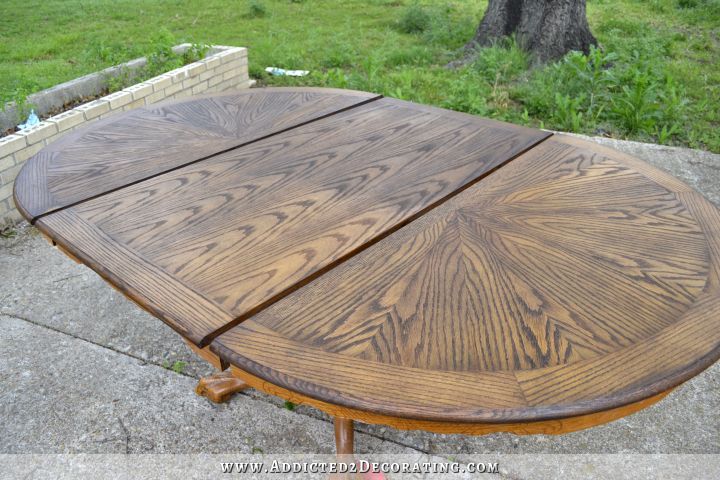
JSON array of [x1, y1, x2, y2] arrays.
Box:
[[1, 0, 718, 151]]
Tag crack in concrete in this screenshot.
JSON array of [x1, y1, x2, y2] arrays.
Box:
[[0, 311, 443, 459], [117, 417, 130, 454], [1, 311, 173, 373], [52, 274, 85, 283]]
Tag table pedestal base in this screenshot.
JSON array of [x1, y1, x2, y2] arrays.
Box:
[[195, 371, 250, 404]]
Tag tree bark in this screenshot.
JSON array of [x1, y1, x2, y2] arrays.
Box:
[[466, 0, 597, 63]]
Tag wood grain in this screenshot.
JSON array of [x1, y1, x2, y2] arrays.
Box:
[[36, 97, 548, 345], [16, 88, 720, 426], [192, 339, 673, 435], [225, 365, 673, 435], [14, 88, 380, 221], [194, 371, 249, 403], [37, 209, 234, 345], [209, 134, 720, 422]]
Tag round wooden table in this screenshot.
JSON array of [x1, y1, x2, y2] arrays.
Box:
[[14, 88, 720, 454]]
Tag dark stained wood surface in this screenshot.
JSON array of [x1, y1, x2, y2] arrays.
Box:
[[14, 88, 720, 425], [209, 135, 720, 422], [32, 97, 548, 345], [14, 88, 380, 221]]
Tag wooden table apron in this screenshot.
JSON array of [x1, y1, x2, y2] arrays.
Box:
[[14, 88, 720, 441]]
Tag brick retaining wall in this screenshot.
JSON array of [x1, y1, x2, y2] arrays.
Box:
[[0, 45, 251, 222]]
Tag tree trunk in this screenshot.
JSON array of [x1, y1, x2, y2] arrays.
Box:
[[466, 0, 597, 63]]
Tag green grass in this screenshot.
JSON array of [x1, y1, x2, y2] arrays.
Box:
[[1, 0, 718, 151]]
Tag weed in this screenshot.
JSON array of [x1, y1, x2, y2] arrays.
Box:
[[441, 71, 490, 115], [0, 221, 18, 239], [162, 360, 187, 374], [171, 361, 187, 374], [182, 43, 210, 65], [2, 87, 36, 124], [283, 400, 296, 411], [105, 67, 135, 92], [396, 3, 431, 34], [421, 3, 476, 49], [610, 73, 659, 134], [472, 37, 529, 84], [247, 0, 268, 18], [552, 93, 586, 132], [677, 0, 699, 8]]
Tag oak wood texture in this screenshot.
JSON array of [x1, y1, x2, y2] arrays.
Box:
[[195, 371, 250, 403], [14, 87, 380, 221], [225, 364, 672, 435], [29, 96, 548, 345], [334, 418, 355, 456], [14, 88, 720, 431], [210, 134, 720, 423], [195, 343, 674, 435]]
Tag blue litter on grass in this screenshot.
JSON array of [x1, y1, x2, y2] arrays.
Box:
[[265, 67, 309, 77]]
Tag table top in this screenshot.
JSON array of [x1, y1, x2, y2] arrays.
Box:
[[15, 87, 720, 424]]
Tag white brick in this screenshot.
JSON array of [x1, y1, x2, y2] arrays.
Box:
[[203, 56, 221, 70], [217, 48, 237, 63], [217, 48, 242, 63], [0, 182, 14, 203], [214, 50, 234, 63], [228, 47, 247, 60], [75, 99, 110, 119], [225, 71, 250, 85], [43, 132, 64, 146], [191, 81, 209, 95], [0, 134, 27, 158], [104, 90, 133, 109], [165, 67, 189, 84], [24, 122, 58, 145], [208, 75, 223, 88], [185, 63, 206, 77], [47, 110, 84, 132], [223, 69, 241, 81], [123, 98, 146, 111], [214, 80, 234, 91], [163, 82, 183, 96], [13, 141, 45, 163], [214, 61, 237, 75], [146, 74, 173, 91], [123, 83, 153, 100], [0, 163, 22, 186], [144, 90, 166, 104], [0, 153, 15, 172], [182, 77, 201, 89], [199, 69, 215, 82]]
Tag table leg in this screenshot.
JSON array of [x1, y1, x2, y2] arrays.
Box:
[[334, 417, 355, 455], [195, 370, 249, 403], [333, 417, 355, 479]]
